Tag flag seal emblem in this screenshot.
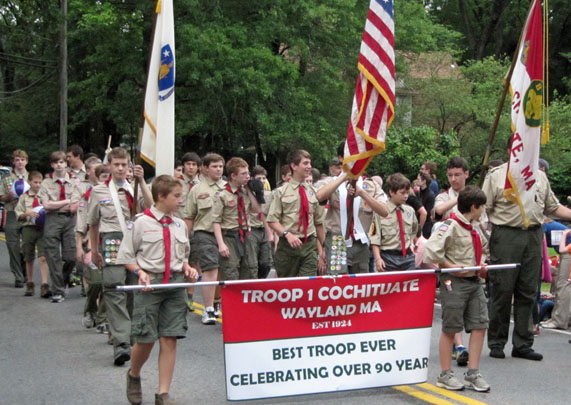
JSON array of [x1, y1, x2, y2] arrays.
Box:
[[524, 80, 542, 127], [159, 44, 174, 101]]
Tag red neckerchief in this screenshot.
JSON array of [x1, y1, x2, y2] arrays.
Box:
[[297, 184, 309, 242], [225, 183, 249, 243], [143, 208, 173, 283], [450, 212, 482, 265], [26, 191, 40, 208], [106, 178, 133, 211]]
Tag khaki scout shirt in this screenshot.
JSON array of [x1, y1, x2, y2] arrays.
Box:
[[14, 191, 41, 227], [183, 177, 226, 232], [434, 188, 460, 219], [72, 180, 97, 236], [317, 176, 386, 234], [249, 190, 272, 228], [68, 165, 87, 182], [39, 172, 76, 212], [369, 201, 418, 251], [266, 179, 325, 238], [176, 174, 200, 218], [0, 170, 28, 211], [423, 212, 489, 276], [482, 163, 559, 228], [211, 184, 253, 231], [116, 205, 190, 274], [87, 182, 144, 233]]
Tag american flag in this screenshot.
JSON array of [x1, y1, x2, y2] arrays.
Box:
[[344, 0, 395, 178]]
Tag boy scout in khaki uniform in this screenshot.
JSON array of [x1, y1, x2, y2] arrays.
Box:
[[315, 143, 388, 274], [212, 158, 260, 281], [0, 149, 29, 288], [119, 175, 198, 405], [72, 156, 104, 329], [250, 166, 274, 279], [14, 171, 49, 296], [434, 157, 470, 220], [483, 154, 571, 361], [267, 150, 326, 278], [183, 153, 226, 325], [370, 173, 418, 271], [39, 151, 79, 302], [88, 147, 153, 366], [424, 186, 490, 392], [66, 144, 87, 182]]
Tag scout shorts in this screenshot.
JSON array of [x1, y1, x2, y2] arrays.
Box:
[[189, 231, 219, 271], [21, 226, 45, 262], [439, 274, 488, 334]]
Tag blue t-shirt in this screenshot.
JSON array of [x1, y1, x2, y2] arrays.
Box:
[[429, 180, 439, 196], [543, 221, 570, 248]]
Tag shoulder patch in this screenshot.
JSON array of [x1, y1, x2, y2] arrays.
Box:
[[439, 224, 448, 232]]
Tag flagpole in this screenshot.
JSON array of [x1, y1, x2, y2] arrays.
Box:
[[133, 0, 162, 217], [116, 263, 518, 291], [477, 0, 535, 188]]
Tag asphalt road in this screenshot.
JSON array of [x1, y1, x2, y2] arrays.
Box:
[[1, 236, 570, 405]]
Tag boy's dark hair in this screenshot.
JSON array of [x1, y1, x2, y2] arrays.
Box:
[[108, 147, 129, 162], [202, 153, 224, 167], [286, 150, 311, 167], [280, 164, 291, 178], [226, 157, 248, 177], [67, 144, 84, 160], [50, 151, 67, 163], [174, 160, 182, 168], [151, 175, 182, 201], [446, 157, 469, 172], [386, 173, 411, 193], [418, 171, 432, 184], [457, 185, 487, 214], [488, 159, 504, 169], [422, 161, 437, 175], [252, 165, 267, 177], [84, 152, 98, 160], [95, 164, 110, 178], [28, 171, 43, 181], [336, 141, 345, 159], [181, 152, 200, 165]]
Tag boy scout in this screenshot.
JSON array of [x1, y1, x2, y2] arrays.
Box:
[[14, 171, 49, 296], [316, 142, 388, 274], [39, 151, 79, 302], [183, 153, 226, 325], [72, 156, 103, 328], [250, 166, 274, 278], [0, 149, 28, 287], [66, 144, 87, 181], [88, 147, 153, 366], [370, 173, 418, 271], [267, 150, 326, 278], [434, 157, 469, 220], [212, 158, 260, 281], [118, 175, 198, 405], [483, 140, 571, 361], [424, 186, 490, 392]]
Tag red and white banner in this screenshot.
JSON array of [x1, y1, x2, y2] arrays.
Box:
[[222, 272, 436, 400], [504, 0, 543, 228]]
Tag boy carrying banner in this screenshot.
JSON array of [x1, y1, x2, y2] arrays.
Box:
[[118, 175, 198, 405], [424, 186, 490, 392]]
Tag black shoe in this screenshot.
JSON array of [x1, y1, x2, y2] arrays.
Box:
[[114, 344, 131, 366], [511, 349, 543, 361], [14, 280, 25, 288], [489, 347, 505, 358]]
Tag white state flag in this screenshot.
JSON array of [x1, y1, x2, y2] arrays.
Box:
[[141, 0, 175, 176]]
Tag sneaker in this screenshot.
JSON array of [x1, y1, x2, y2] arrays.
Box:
[[489, 347, 505, 359], [114, 343, 131, 366], [155, 392, 174, 405], [96, 323, 110, 334], [436, 370, 465, 391], [40, 283, 51, 298], [14, 280, 25, 288], [451, 344, 457, 360], [464, 372, 491, 392], [126, 369, 142, 405], [25, 282, 35, 296], [456, 347, 469, 367], [213, 300, 222, 318], [82, 312, 95, 329], [201, 307, 216, 325], [51, 294, 65, 303]]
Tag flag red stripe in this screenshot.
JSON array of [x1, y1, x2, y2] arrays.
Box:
[[358, 55, 395, 102], [362, 31, 395, 78], [366, 8, 394, 46]]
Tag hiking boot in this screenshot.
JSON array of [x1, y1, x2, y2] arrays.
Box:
[[40, 283, 51, 298], [155, 393, 175, 405], [436, 370, 465, 391], [25, 282, 35, 296], [464, 371, 491, 392], [82, 312, 95, 329], [114, 343, 131, 366], [456, 347, 469, 367], [126, 369, 142, 404], [213, 300, 222, 318], [201, 307, 216, 325]]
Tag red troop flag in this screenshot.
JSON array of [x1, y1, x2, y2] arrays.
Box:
[[343, 0, 395, 178]]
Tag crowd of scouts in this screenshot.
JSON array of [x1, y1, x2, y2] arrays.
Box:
[[1, 137, 570, 404]]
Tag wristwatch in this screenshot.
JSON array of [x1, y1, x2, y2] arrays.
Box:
[[282, 231, 289, 237], [133, 268, 142, 276]]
